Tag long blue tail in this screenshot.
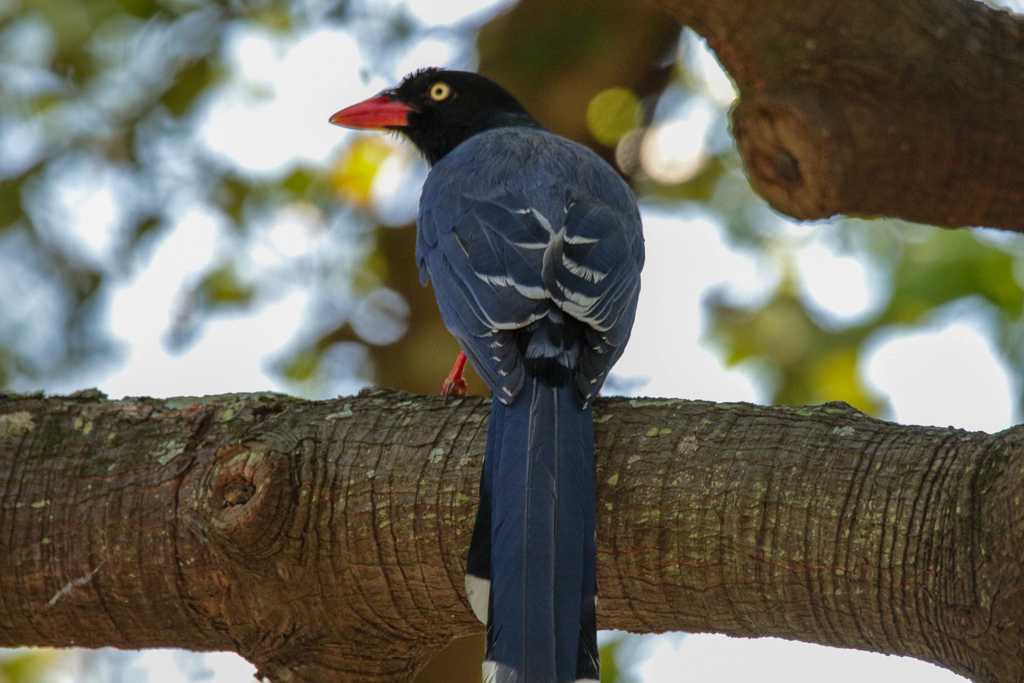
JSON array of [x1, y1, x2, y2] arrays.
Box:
[[465, 379, 599, 683]]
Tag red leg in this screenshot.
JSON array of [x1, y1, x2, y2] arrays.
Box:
[[440, 351, 468, 397]]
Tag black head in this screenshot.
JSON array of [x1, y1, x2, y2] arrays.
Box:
[[329, 68, 538, 165]]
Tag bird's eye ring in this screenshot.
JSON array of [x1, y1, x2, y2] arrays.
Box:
[[429, 81, 452, 102]]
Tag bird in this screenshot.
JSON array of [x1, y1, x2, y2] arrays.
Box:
[[330, 68, 644, 683]]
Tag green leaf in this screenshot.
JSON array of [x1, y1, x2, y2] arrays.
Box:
[[200, 266, 253, 306], [282, 168, 316, 197], [162, 58, 220, 117], [279, 348, 320, 382], [0, 178, 23, 229]]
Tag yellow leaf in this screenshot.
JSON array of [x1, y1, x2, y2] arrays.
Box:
[[331, 137, 394, 206]]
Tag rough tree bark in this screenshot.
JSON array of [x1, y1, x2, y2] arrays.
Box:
[[0, 390, 1021, 682], [652, 0, 1024, 231]]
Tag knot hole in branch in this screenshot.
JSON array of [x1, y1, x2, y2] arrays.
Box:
[[204, 442, 296, 559], [732, 91, 846, 221]]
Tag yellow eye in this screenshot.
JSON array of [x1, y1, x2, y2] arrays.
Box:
[[429, 81, 452, 102]]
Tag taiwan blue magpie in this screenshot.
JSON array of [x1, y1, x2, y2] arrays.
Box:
[[330, 68, 644, 683]]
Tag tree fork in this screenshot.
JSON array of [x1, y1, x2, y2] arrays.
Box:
[[0, 389, 1021, 681], [653, 0, 1024, 231]]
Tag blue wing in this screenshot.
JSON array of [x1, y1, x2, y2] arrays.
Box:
[[416, 127, 644, 405]]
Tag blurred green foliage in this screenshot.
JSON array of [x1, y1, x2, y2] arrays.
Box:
[[600, 635, 634, 683], [709, 225, 1024, 412], [0, 650, 58, 683]]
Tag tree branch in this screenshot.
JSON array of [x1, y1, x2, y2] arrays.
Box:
[[653, 0, 1024, 231], [0, 389, 1021, 682]]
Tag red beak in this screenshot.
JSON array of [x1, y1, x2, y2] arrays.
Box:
[[329, 93, 414, 129]]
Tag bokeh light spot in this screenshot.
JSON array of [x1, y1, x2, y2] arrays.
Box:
[[586, 87, 641, 147], [640, 98, 714, 184]]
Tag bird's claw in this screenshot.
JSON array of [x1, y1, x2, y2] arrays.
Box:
[[440, 375, 468, 398], [440, 351, 469, 398]]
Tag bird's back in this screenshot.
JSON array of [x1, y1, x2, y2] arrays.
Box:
[[417, 126, 644, 403]]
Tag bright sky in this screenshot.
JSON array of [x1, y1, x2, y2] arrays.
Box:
[[29, 1, 1013, 681]]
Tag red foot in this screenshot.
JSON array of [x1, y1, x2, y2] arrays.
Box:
[[440, 352, 468, 397]]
